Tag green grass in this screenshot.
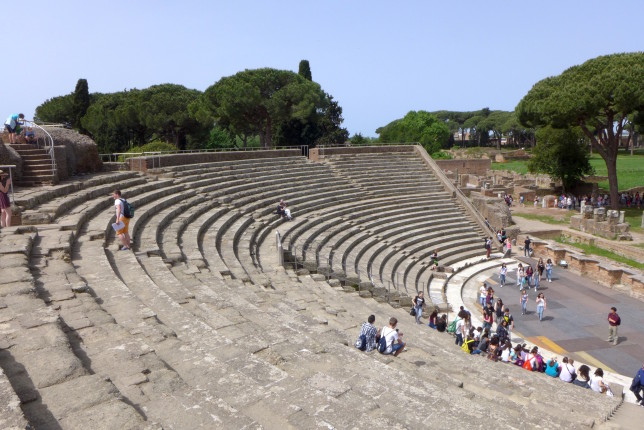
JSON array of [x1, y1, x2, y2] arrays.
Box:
[[589, 154, 644, 191], [490, 154, 644, 191], [554, 235, 644, 270], [624, 208, 644, 233], [513, 212, 573, 225], [490, 160, 529, 175]]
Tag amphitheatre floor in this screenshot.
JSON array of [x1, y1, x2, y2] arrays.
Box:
[[468, 255, 644, 378]]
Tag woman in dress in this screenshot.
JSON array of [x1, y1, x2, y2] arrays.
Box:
[[0, 171, 12, 228]]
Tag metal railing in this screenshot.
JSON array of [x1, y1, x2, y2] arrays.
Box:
[[23, 121, 57, 177], [0, 164, 16, 204]]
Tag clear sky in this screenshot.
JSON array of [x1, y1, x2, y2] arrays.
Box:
[[3, 0, 642, 137]]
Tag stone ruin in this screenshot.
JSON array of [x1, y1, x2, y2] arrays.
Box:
[[570, 205, 632, 240]]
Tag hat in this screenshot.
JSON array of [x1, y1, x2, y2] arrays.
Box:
[[0, 170, 7, 176]]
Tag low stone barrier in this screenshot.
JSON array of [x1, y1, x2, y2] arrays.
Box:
[[527, 238, 644, 300], [127, 149, 302, 171]]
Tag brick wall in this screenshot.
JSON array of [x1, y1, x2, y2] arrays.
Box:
[[127, 149, 302, 171]]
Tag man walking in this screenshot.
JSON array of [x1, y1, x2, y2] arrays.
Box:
[[607, 307, 621, 346], [524, 236, 531, 257], [112, 190, 131, 251], [630, 363, 644, 406]]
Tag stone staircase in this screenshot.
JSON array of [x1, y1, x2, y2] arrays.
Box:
[[9, 144, 57, 186]]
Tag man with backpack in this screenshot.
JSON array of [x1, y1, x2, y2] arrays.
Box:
[[112, 189, 132, 251], [354, 315, 379, 352], [377, 317, 405, 356]]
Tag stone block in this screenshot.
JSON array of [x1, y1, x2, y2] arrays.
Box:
[[593, 207, 606, 222], [606, 210, 619, 225], [583, 205, 594, 219]]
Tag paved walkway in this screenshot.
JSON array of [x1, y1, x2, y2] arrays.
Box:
[[480, 255, 644, 378]]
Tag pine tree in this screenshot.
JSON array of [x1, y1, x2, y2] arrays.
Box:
[[72, 78, 90, 131], [298, 60, 312, 81]]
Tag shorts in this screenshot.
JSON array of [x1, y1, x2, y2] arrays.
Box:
[[116, 217, 130, 235], [389, 343, 404, 354], [5, 124, 15, 133]]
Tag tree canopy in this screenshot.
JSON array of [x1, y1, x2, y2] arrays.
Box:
[[72, 79, 90, 131], [198, 68, 344, 149], [529, 126, 593, 191], [516, 52, 644, 208], [376, 110, 450, 155]]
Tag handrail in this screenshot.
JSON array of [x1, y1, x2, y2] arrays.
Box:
[[0, 164, 16, 204], [414, 145, 502, 248], [23, 120, 57, 178]]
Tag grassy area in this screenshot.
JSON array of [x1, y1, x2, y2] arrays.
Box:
[[554, 235, 644, 270], [490, 153, 644, 191], [490, 160, 529, 175], [589, 154, 644, 191], [512, 212, 573, 225], [624, 208, 643, 234]]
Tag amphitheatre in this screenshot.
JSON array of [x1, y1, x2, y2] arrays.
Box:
[[1, 127, 644, 429]]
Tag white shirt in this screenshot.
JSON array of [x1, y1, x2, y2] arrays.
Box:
[[455, 319, 464, 336], [114, 198, 124, 218], [590, 375, 605, 393], [559, 363, 576, 383], [381, 327, 399, 353], [480, 286, 487, 298]]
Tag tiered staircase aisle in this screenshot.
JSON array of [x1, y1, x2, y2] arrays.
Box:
[[9, 144, 56, 186]]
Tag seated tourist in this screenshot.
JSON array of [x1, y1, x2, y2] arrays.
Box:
[[590, 368, 611, 395], [435, 314, 447, 332], [282, 202, 292, 220], [559, 357, 576, 383], [573, 365, 591, 389], [524, 346, 539, 371], [276, 199, 285, 218], [472, 333, 489, 355], [545, 358, 561, 377], [461, 333, 475, 354], [510, 344, 523, 365], [24, 127, 36, 144], [499, 339, 513, 362], [496, 319, 509, 345], [354, 314, 379, 352], [427, 309, 438, 329], [380, 317, 405, 357], [487, 335, 499, 361]]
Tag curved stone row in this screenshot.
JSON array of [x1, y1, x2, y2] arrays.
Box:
[[1, 154, 624, 428]]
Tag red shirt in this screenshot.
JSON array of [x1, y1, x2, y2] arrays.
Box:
[[608, 312, 620, 326]]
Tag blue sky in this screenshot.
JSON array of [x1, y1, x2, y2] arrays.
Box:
[[3, 0, 642, 137]]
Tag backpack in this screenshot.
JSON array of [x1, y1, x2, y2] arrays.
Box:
[[447, 318, 459, 334], [522, 355, 534, 371], [120, 198, 135, 218], [377, 329, 389, 353], [535, 354, 545, 372], [461, 339, 473, 354], [355, 334, 366, 351]]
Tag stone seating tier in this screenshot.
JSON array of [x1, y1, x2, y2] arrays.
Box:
[[2, 151, 628, 428]]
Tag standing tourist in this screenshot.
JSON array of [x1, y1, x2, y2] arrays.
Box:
[[112, 190, 132, 251], [629, 363, 644, 406], [520, 289, 529, 315], [524, 236, 531, 257], [499, 263, 507, 287], [546, 258, 553, 282], [536, 293, 547, 322], [4, 113, 24, 143], [607, 307, 621, 346], [412, 291, 426, 324], [0, 170, 12, 227]]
